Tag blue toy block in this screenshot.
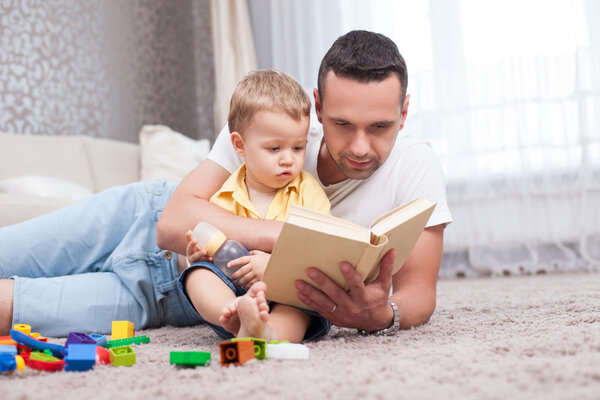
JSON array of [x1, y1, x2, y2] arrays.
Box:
[[66, 332, 96, 346], [89, 333, 107, 347], [0, 345, 17, 355], [64, 343, 96, 372], [0, 353, 16, 373], [9, 329, 64, 358]]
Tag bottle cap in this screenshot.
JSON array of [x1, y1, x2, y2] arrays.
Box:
[[191, 222, 227, 256]]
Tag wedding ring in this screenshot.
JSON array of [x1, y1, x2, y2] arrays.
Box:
[[330, 304, 337, 313]]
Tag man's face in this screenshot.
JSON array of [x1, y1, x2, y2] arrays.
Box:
[[314, 72, 409, 183]]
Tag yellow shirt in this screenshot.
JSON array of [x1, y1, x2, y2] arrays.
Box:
[[210, 164, 331, 220]]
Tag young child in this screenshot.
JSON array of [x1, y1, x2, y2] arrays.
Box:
[[182, 70, 331, 343]]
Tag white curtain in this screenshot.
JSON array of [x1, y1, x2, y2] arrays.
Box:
[[210, 0, 258, 134], [249, 0, 600, 277]]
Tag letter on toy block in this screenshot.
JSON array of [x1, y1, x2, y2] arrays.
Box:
[[219, 340, 255, 366], [111, 321, 135, 340]]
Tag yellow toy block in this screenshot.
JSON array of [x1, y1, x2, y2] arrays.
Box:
[[111, 321, 134, 340], [13, 324, 31, 336]]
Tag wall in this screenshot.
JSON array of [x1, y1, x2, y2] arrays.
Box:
[[0, 0, 215, 142]]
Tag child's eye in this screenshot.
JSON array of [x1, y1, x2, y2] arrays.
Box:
[[294, 146, 304, 151], [268, 147, 280, 151]]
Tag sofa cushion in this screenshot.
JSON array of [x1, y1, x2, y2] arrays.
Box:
[[0, 132, 95, 191], [0, 176, 93, 201], [139, 125, 210, 182], [83, 136, 140, 192]]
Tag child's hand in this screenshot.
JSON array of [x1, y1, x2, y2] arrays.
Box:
[[229, 250, 270, 290], [185, 231, 210, 265]]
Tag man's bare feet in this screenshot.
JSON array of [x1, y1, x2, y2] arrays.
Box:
[[236, 282, 273, 340]]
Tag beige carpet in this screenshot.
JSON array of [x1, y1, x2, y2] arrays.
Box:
[[2, 272, 599, 400]]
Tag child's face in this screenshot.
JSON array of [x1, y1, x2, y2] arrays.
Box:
[[231, 109, 309, 193]]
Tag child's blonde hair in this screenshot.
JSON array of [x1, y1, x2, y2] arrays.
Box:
[[228, 70, 311, 134]]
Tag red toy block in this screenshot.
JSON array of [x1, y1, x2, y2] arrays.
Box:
[[26, 353, 65, 372], [219, 340, 255, 366]]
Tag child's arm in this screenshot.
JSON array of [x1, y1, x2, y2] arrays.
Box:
[[228, 250, 270, 290], [184, 231, 210, 264]]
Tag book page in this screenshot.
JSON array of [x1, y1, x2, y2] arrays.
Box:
[[287, 205, 370, 243]]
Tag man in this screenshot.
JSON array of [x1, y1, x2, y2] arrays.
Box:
[[158, 30, 452, 335]]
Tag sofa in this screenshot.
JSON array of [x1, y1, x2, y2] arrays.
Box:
[[0, 126, 210, 227]]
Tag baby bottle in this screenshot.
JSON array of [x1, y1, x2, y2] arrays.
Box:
[[191, 221, 249, 279]]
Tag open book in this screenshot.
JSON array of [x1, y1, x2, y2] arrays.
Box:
[[262, 199, 436, 310]]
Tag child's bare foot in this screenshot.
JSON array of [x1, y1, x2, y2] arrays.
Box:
[[219, 298, 241, 335], [237, 282, 272, 340]]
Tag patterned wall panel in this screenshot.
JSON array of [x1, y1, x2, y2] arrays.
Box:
[[0, 0, 215, 142]]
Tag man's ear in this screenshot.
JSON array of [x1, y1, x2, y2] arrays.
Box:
[[399, 94, 410, 131], [230, 131, 246, 157], [313, 88, 323, 123]]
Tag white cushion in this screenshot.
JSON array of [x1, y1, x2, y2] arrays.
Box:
[[139, 125, 211, 182], [0, 176, 93, 202]]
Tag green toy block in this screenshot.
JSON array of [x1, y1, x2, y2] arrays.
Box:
[[109, 345, 136, 367], [232, 337, 267, 360], [30, 352, 60, 362], [105, 335, 150, 349], [170, 351, 211, 367]]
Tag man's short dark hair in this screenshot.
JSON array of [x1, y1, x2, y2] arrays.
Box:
[[317, 30, 408, 105]]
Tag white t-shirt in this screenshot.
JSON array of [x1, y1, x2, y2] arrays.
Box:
[[207, 114, 452, 228]]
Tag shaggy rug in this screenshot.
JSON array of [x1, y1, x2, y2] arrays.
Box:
[[2, 272, 599, 400]]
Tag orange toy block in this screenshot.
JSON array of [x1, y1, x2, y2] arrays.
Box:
[[219, 340, 255, 366]]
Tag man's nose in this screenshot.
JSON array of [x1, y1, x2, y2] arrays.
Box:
[[349, 131, 370, 157]]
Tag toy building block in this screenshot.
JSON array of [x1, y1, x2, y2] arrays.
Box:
[[0, 336, 17, 346], [30, 333, 48, 342], [89, 333, 107, 347], [27, 352, 65, 372], [109, 345, 136, 367], [9, 329, 64, 358], [64, 343, 96, 372], [170, 351, 211, 368], [15, 355, 25, 371], [0, 345, 17, 355], [265, 343, 309, 359], [105, 335, 150, 348], [111, 321, 134, 340], [13, 324, 31, 335], [0, 353, 16, 373], [66, 332, 96, 346], [95, 346, 111, 365], [219, 340, 255, 366], [232, 337, 267, 360]]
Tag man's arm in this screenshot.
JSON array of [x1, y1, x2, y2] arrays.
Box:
[[156, 159, 282, 255], [294, 224, 445, 331]]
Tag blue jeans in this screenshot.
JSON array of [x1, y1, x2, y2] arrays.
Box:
[[0, 181, 202, 337]]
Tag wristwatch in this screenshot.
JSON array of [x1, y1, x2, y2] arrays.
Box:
[[358, 299, 400, 336]]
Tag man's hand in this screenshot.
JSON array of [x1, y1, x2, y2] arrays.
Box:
[[229, 250, 271, 290], [295, 249, 397, 331]]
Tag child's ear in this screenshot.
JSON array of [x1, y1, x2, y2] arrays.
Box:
[[230, 132, 246, 157]]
